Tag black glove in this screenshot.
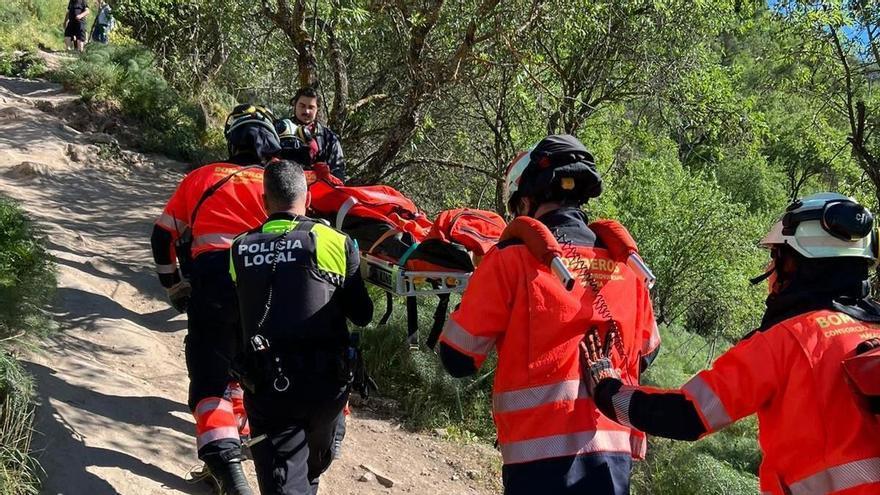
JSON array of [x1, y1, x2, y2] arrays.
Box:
[[166, 280, 191, 313], [579, 327, 622, 397]]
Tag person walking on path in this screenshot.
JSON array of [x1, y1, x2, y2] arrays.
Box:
[[229, 159, 373, 494], [438, 134, 660, 495], [63, 0, 90, 52]]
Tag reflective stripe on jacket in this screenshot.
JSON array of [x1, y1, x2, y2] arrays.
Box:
[[439, 228, 658, 466], [154, 162, 266, 259], [683, 310, 880, 494]]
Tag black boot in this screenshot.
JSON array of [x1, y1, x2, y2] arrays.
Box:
[[203, 449, 253, 495]]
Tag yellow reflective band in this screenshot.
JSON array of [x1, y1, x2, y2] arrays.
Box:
[[311, 223, 347, 277], [229, 233, 248, 283], [262, 219, 298, 234]]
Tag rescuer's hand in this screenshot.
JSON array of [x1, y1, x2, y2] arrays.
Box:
[[166, 280, 191, 313], [580, 328, 621, 396]]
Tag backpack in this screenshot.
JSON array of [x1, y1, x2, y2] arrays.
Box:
[[407, 208, 506, 273]]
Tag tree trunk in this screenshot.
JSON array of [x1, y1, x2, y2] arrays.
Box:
[[359, 90, 422, 183]]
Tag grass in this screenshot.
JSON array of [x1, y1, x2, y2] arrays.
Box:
[[0, 0, 66, 52], [359, 289, 497, 439], [0, 198, 54, 495], [0, 0, 227, 164], [632, 324, 760, 494], [0, 199, 55, 341], [0, 51, 46, 79], [0, 353, 39, 495], [48, 43, 226, 162]]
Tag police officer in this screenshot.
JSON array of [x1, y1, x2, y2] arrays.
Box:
[[437, 135, 660, 495], [151, 104, 281, 495], [229, 160, 372, 495], [583, 192, 880, 495]]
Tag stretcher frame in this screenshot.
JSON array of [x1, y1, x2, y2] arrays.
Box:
[[336, 196, 473, 348], [361, 252, 471, 349], [361, 252, 471, 297]]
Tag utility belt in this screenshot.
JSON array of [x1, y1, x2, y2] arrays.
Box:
[[231, 332, 376, 398]]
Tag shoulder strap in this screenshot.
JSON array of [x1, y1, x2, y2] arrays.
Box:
[[294, 219, 314, 232], [190, 165, 261, 227]]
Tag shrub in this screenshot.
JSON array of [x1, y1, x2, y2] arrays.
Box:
[[360, 289, 496, 439], [0, 51, 47, 79], [0, 0, 66, 51], [52, 44, 215, 161], [0, 197, 53, 495], [0, 198, 55, 340], [632, 324, 761, 494], [595, 143, 768, 339]]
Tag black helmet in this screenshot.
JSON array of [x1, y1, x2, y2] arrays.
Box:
[[224, 104, 281, 162], [505, 134, 602, 212]]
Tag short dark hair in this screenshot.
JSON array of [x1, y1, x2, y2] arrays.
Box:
[[290, 87, 319, 107], [264, 159, 308, 206]]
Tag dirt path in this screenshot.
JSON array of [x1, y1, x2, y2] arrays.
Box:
[[0, 75, 500, 495]]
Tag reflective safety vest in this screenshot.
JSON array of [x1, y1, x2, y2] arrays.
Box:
[[682, 309, 880, 495], [230, 216, 353, 347], [439, 241, 659, 465], [155, 162, 266, 259]]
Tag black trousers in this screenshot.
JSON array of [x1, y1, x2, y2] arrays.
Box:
[[502, 452, 632, 495], [245, 387, 348, 495], [185, 251, 242, 455]]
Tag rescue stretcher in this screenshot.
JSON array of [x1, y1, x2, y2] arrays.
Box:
[[360, 253, 471, 348], [324, 196, 476, 348], [310, 169, 655, 349]]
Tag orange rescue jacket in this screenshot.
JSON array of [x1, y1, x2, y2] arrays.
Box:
[[439, 239, 658, 465], [155, 162, 266, 258], [682, 309, 880, 494]]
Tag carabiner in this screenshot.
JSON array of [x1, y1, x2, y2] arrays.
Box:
[[273, 375, 290, 392]]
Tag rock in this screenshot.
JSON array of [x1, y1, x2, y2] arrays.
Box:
[[359, 464, 397, 488], [466, 470, 480, 480], [451, 474, 460, 481], [0, 107, 24, 121], [358, 472, 375, 483], [66, 143, 83, 162], [433, 428, 449, 438], [8, 161, 50, 178], [36, 101, 55, 112], [82, 132, 117, 145], [60, 123, 82, 135]]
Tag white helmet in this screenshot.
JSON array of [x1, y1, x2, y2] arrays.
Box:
[[760, 192, 877, 261], [503, 148, 533, 207]]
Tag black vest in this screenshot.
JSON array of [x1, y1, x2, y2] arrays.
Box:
[[230, 215, 351, 362]]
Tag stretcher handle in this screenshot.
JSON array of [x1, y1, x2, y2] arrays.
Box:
[[500, 216, 576, 291], [589, 219, 656, 289]]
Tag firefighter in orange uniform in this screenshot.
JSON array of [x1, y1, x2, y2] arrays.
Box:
[[150, 104, 281, 495], [438, 135, 660, 495], [583, 192, 880, 495]]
